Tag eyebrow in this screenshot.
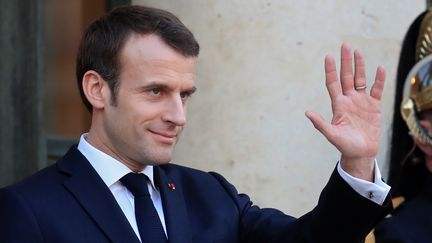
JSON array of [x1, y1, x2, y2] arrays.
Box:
[[183, 86, 197, 94], [136, 82, 169, 91], [135, 82, 197, 94]]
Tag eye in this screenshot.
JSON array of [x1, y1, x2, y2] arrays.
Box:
[[149, 87, 161, 96], [180, 92, 192, 102]]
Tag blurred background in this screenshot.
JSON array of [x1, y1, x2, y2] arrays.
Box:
[[0, 0, 425, 217]]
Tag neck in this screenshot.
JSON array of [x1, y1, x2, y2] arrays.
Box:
[[86, 130, 147, 173]]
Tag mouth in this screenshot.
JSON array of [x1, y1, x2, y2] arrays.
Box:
[[148, 130, 177, 144]]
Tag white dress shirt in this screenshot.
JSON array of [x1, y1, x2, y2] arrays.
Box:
[[337, 161, 390, 205], [77, 134, 167, 241], [77, 133, 390, 241]]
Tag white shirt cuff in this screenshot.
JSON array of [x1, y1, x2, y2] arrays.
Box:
[[337, 160, 391, 205]]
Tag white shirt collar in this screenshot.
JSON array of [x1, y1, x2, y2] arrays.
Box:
[[77, 133, 157, 190]]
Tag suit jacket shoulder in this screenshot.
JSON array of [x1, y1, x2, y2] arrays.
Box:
[[0, 146, 140, 243]]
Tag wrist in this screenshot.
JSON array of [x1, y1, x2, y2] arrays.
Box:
[[340, 156, 375, 182]]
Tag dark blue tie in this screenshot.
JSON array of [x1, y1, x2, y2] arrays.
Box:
[[120, 173, 167, 243]]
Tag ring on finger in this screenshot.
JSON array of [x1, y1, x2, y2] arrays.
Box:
[[354, 85, 367, 91]]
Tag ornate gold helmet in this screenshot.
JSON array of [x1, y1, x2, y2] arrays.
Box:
[[401, 10, 432, 145]]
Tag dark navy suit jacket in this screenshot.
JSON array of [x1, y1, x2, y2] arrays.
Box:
[[0, 146, 392, 243], [374, 175, 432, 243]]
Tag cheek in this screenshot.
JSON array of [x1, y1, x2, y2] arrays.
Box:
[[137, 104, 161, 117], [183, 105, 188, 117], [129, 102, 165, 125], [414, 138, 432, 155], [115, 94, 166, 125]]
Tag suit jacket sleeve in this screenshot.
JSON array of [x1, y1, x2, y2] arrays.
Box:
[[210, 167, 393, 243]]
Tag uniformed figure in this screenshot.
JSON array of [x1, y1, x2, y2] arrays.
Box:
[[374, 9, 432, 243]]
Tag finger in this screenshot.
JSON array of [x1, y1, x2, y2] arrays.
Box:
[[340, 43, 354, 94], [370, 65, 386, 100], [325, 55, 342, 100], [353, 49, 367, 94], [305, 111, 334, 141]]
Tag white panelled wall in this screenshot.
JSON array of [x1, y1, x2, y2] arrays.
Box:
[[134, 0, 424, 216]]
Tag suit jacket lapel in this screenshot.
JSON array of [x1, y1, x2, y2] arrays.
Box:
[[58, 146, 140, 243], [155, 166, 192, 243]]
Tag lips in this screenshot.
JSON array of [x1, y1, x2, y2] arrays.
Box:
[[149, 130, 177, 144]]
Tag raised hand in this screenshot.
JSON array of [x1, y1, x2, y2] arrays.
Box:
[[305, 44, 386, 181]]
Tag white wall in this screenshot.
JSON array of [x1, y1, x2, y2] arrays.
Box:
[[134, 0, 425, 216]]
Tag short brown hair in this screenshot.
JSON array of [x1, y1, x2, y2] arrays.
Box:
[[76, 5, 200, 111]]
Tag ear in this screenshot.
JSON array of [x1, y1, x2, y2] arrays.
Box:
[[82, 71, 109, 110]]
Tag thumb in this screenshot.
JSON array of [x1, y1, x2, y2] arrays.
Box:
[[305, 111, 333, 139]]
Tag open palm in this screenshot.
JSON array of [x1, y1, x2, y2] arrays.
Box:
[[306, 44, 386, 180]]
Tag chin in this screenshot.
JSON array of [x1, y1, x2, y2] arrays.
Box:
[[148, 160, 171, 166], [148, 153, 173, 165]]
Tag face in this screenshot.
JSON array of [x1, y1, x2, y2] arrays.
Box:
[[414, 110, 432, 157], [96, 34, 196, 170]]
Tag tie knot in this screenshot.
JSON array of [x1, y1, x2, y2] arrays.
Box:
[[120, 173, 151, 197]]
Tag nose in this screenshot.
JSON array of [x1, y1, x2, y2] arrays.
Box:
[[162, 95, 186, 126]]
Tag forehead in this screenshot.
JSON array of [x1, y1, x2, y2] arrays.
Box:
[[119, 33, 196, 74]]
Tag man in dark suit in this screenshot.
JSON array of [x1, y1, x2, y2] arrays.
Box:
[[0, 5, 392, 243]]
